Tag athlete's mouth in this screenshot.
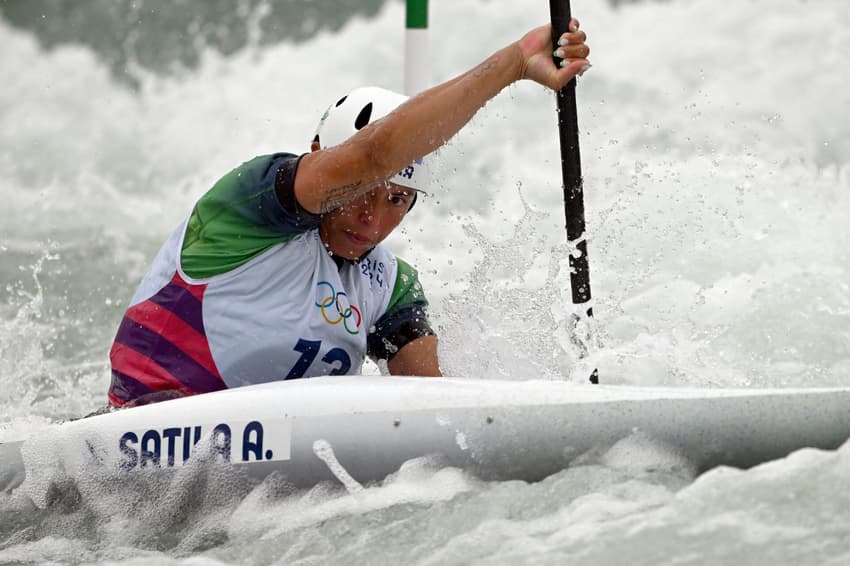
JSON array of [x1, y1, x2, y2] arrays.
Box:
[[344, 230, 372, 246]]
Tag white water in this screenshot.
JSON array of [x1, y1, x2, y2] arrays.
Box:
[[2, 0, 849, 563]]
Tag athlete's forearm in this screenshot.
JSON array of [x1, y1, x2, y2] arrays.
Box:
[[387, 335, 442, 377], [366, 43, 525, 177], [365, 20, 590, 180], [296, 44, 524, 214], [296, 23, 589, 214]]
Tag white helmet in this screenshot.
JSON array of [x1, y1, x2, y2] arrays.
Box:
[[313, 86, 430, 193]]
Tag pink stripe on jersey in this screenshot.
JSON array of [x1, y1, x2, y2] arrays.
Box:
[[109, 272, 226, 406], [124, 300, 219, 377], [109, 341, 189, 397]]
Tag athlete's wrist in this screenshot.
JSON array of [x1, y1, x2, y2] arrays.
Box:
[[510, 42, 529, 83]]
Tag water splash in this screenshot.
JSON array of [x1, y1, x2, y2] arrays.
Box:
[[434, 182, 588, 381], [0, 248, 59, 418]]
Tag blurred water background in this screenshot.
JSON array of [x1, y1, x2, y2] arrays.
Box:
[[1, 0, 849, 564]]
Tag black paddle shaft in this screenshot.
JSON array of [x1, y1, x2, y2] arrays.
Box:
[[549, 0, 591, 309], [549, 0, 598, 384]]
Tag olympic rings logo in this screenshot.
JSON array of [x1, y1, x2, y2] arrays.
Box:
[[315, 281, 362, 335]]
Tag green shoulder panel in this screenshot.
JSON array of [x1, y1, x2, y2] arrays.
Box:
[[181, 156, 295, 279], [388, 257, 429, 310]]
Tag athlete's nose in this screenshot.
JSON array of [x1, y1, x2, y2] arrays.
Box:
[[358, 190, 383, 227]]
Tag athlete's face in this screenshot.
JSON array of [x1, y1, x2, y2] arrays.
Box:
[[319, 183, 415, 260]]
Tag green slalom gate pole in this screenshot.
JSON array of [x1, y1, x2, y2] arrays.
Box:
[[404, 0, 429, 95], [549, 0, 599, 384]]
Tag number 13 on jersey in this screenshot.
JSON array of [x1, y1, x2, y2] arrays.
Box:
[[286, 338, 352, 379]]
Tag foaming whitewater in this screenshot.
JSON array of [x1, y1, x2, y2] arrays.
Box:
[[2, 0, 850, 563]]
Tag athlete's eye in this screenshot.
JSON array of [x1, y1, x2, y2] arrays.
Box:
[[388, 191, 411, 207]]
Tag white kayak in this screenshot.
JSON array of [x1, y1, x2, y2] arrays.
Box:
[[3, 375, 850, 494]]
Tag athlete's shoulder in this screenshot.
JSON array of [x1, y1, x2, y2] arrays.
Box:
[[198, 153, 297, 207], [236, 152, 300, 178], [388, 255, 427, 310], [181, 152, 311, 279]]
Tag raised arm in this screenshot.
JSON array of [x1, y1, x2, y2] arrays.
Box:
[[294, 21, 590, 214]]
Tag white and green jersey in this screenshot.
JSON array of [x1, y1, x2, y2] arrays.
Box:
[[108, 154, 433, 407]]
